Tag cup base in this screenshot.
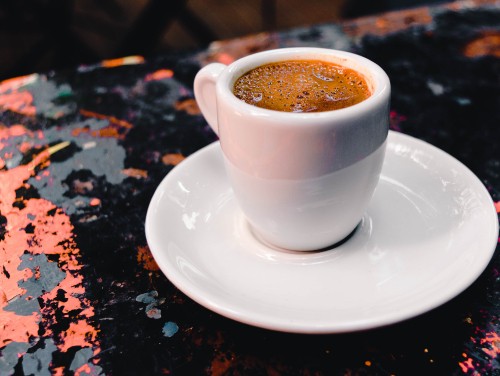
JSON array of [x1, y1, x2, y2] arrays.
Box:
[[247, 221, 361, 253]]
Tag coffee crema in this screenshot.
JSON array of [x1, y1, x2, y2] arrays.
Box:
[[233, 60, 371, 113]]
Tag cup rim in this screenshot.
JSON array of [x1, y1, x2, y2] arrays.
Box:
[[216, 47, 390, 122]]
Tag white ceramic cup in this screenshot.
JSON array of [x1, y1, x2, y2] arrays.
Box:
[[194, 47, 390, 251]]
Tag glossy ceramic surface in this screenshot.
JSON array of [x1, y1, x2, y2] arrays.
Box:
[[145, 131, 498, 333], [194, 48, 391, 249]]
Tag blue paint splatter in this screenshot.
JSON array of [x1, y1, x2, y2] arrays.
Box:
[[162, 322, 179, 338], [136, 291, 165, 319], [5, 253, 65, 316], [21, 339, 57, 376], [0, 342, 31, 376], [28, 118, 127, 216], [17, 254, 65, 297], [69, 347, 93, 371], [69, 347, 103, 375], [135, 291, 158, 304], [29, 78, 75, 119]]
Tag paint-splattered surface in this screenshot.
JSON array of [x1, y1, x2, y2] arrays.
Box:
[[1, 1, 499, 374]]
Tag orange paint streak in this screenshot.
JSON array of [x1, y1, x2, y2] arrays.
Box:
[[482, 347, 497, 358], [0, 75, 37, 116], [210, 355, 233, 376], [71, 127, 123, 139], [162, 153, 185, 166], [480, 331, 500, 358], [121, 168, 148, 179], [73, 110, 134, 141], [89, 198, 101, 206], [79, 109, 133, 129], [28, 149, 51, 171], [200, 33, 276, 66], [137, 245, 159, 271], [0, 74, 37, 93], [145, 69, 174, 81], [101, 56, 145, 68], [494, 201, 500, 213], [0, 91, 36, 117], [343, 7, 432, 37], [463, 31, 500, 58], [175, 98, 201, 115], [94, 127, 122, 139], [0, 124, 28, 139]]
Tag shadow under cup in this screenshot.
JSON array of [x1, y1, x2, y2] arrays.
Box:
[[194, 48, 391, 251]]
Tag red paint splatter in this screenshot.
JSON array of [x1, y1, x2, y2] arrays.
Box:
[[494, 201, 500, 213]]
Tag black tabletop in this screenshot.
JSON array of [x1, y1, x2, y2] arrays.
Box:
[[0, 1, 499, 375]]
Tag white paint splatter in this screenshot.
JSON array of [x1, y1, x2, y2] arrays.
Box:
[[427, 81, 445, 96]]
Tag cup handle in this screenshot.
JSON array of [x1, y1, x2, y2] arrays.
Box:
[[194, 63, 226, 136]]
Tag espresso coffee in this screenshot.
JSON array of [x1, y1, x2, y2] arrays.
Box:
[[233, 60, 371, 112]]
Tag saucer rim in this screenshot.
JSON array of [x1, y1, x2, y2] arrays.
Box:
[[145, 131, 499, 333]]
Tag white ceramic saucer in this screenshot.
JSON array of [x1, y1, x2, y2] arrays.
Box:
[[145, 131, 498, 334]]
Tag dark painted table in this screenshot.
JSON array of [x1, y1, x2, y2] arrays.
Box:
[[1, 1, 499, 374]]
